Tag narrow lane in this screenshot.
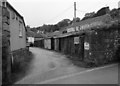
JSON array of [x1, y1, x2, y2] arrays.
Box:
[[15, 47, 88, 84], [15, 47, 118, 84]]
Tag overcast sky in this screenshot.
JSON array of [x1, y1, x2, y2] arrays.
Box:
[[8, 0, 119, 27]]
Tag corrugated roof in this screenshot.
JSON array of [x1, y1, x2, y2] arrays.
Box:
[[46, 31, 63, 38], [54, 14, 114, 38], [53, 31, 86, 38], [35, 33, 48, 38], [67, 14, 112, 28], [35, 14, 115, 39]]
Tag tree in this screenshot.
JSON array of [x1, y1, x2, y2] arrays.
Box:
[[110, 8, 119, 19], [30, 27, 38, 33], [29, 19, 71, 33], [94, 7, 110, 17], [57, 19, 71, 28]]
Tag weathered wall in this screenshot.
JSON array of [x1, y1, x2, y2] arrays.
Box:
[[84, 28, 119, 65], [44, 39, 51, 49], [34, 40, 44, 48], [7, 7, 26, 51], [54, 38, 59, 51], [59, 35, 85, 60], [0, 5, 2, 85], [2, 7, 12, 84]]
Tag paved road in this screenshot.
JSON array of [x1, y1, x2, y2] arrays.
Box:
[[39, 64, 118, 84], [15, 47, 88, 84], [15, 47, 118, 84]]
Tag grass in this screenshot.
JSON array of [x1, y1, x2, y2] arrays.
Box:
[[66, 55, 96, 68], [10, 48, 33, 84], [66, 54, 119, 68]]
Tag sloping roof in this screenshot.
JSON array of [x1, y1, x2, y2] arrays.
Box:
[[46, 31, 63, 38], [35, 33, 48, 38], [3, 1, 27, 31], [67, 14, 112, 28], [53, 31, 86, 38], [54, 14, 115, 38], [34, 14, 115, 39], [6, 1, 23, 20]]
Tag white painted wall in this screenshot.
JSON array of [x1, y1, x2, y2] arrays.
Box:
[[28, 37, 34, 43], [7, 6, 26, 51]]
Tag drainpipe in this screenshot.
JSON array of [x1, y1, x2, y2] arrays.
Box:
[[10, 52, 14, 66]]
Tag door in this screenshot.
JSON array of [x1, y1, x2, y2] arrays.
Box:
[[79, 35, 85, 60], [51, 38, 54, 50], [59, 38, 61, 51]]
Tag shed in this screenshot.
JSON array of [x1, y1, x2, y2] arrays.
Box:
[[34, 33, 47, 48], [26, 30, 35, 46], [54, 14, 119, 65], [44, 37, 51, 49]]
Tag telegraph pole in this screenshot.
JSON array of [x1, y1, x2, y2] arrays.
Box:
[[74, 2, 77, 31], [74, 2, 76, 19]]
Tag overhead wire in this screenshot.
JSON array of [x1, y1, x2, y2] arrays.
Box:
[[45, 4, 73, 24], [44, 2, 88, 24]]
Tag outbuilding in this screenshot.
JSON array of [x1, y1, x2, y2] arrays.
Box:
[[54, 14, 119, 65]]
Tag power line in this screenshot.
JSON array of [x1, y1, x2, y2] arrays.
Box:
[[45, 4, 73, 24], [76, 9, 87, 13]]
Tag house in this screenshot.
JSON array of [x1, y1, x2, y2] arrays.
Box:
[[26, 27, 35, 46], [2, 0, 27, 51], [1, 0, 29, 84]]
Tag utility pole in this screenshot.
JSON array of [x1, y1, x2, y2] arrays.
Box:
[[73, 2, 77, 31], [74, 2, 76, 21], [118, 1, 120, 8]]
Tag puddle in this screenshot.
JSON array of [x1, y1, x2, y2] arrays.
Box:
[[48, 62, 56, 68]]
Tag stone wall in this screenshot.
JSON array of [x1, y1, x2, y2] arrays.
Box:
[[2, 7, 12, 84], [0, 6, 2, 85]]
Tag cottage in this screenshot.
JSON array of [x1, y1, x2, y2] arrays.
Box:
[[26, 28, 35, 46], [1, 0, 29, 84], [2, 0, 27, 51]]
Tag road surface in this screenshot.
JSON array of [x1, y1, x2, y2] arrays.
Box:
[[15, 47, 118, 84]]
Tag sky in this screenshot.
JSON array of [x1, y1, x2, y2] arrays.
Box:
[[8, 0, 119, 27]]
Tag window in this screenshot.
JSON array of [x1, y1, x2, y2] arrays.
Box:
[[16, 16, 18, 20], [76, 26, 79, 31], [12, 11, 15, 19], [19, 21, 23, 37]]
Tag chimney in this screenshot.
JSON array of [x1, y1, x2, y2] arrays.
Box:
[[118, 1, 120, 8]]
